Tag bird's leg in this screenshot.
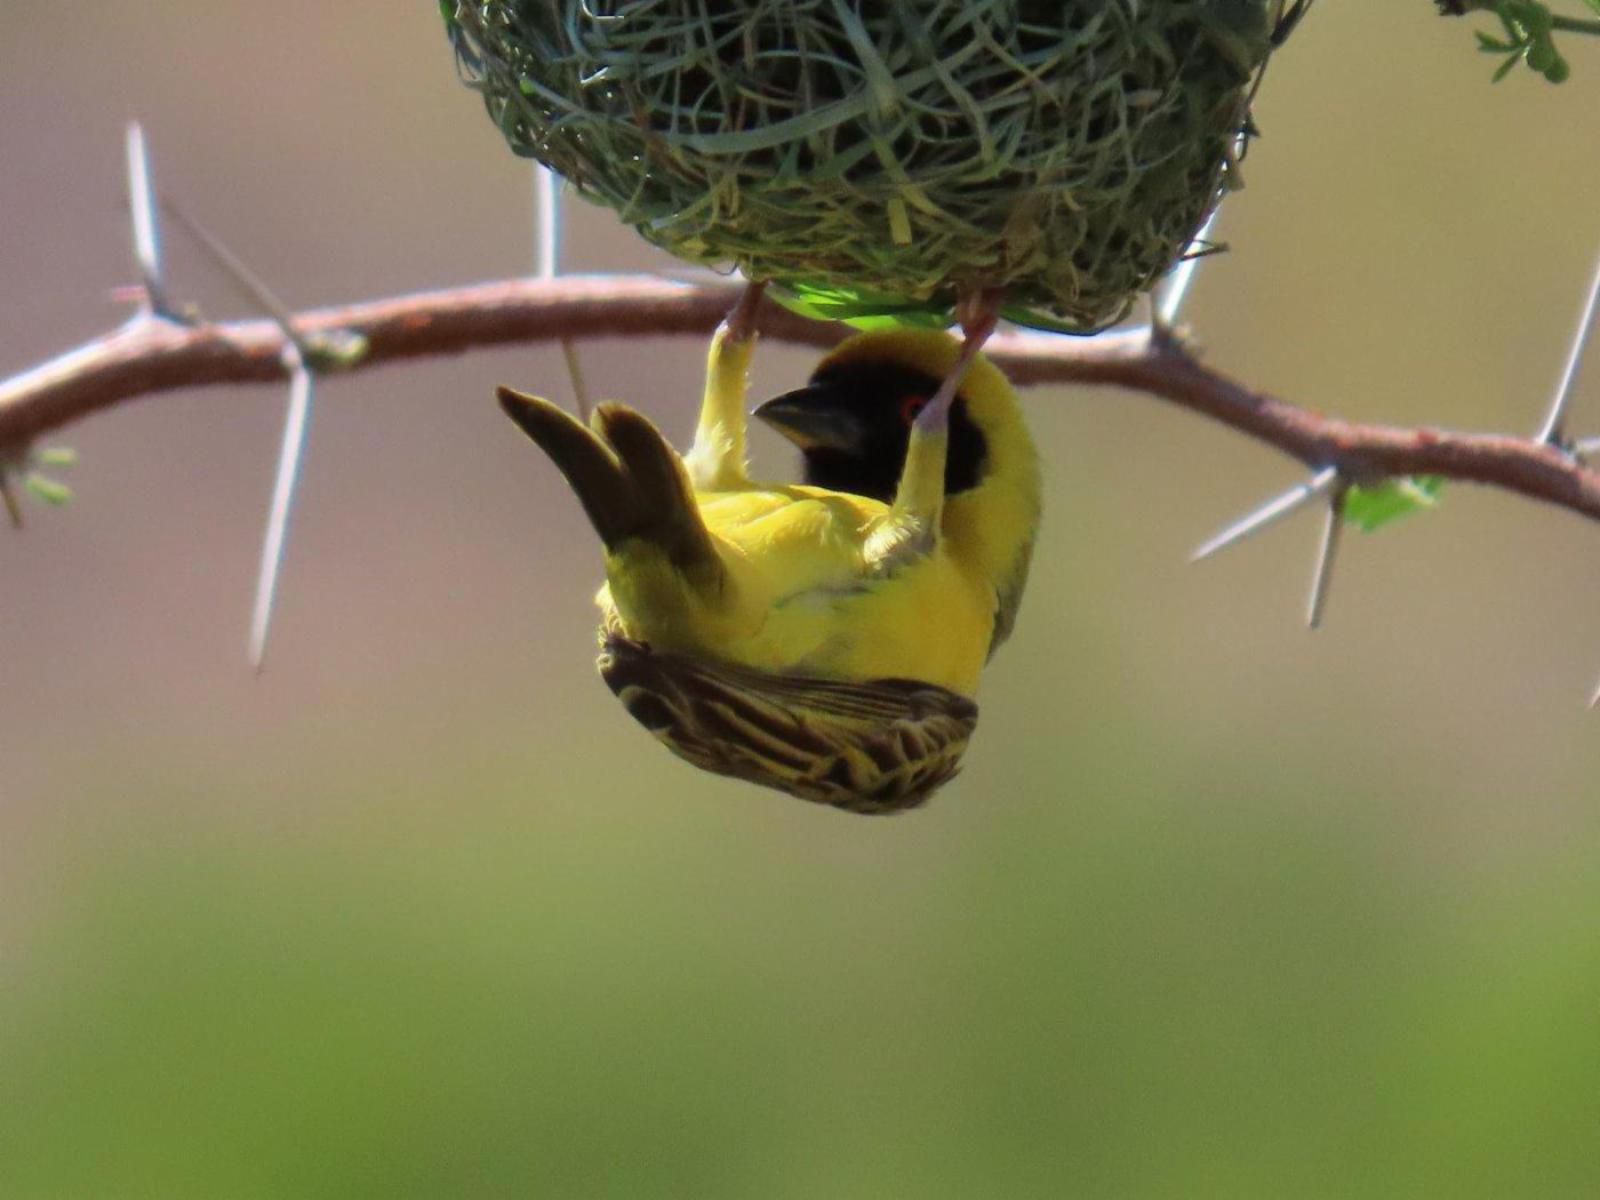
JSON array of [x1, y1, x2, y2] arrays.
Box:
[[892, 291, 1003, 527], [917, 290, 1002, 434], [686, 280, 766, 491]]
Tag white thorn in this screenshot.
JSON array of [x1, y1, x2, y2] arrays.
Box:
[[125, 122, 173, 318], [1155, 206, 1223, 329], [534, 162, 588, 420], [1536, 242, 1600, 446], [159, 197, 323, 671], [249, 355, 315, 673], [561, 341, 592, 424], [1306, 489, 1346, 630], [0, 472, 21, 530], [1191, 466, 1338, 563], [533, 163, 560, 281]]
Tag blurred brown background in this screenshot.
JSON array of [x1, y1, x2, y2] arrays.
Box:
[[3, 4, 1600, 1197]]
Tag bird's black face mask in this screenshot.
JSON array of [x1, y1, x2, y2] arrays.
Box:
[[753, 361, 988, 503]]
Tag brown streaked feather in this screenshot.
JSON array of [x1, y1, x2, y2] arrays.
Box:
[[597, 630, 979, 814]]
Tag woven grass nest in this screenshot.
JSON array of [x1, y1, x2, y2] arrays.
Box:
[[446, 1, 1286, 333]]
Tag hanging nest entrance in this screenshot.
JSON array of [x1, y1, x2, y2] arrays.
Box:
[[445, 0, 1286, 333]]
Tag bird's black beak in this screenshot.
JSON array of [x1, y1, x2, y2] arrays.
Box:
[[753, 385, 865, 452]]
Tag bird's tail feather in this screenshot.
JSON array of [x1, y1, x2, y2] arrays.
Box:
[[593, 403, 721, 574], [497, 387, 722, 581]]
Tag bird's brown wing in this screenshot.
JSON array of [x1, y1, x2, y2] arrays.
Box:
[[597, 630, 979, 815]]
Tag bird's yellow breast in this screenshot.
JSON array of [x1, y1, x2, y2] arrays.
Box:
[[598, 482, 996, 696]]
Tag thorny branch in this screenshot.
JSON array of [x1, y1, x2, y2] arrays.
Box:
[[3, 274, 1600, 524]]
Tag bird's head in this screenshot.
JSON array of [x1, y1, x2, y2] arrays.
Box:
[[755, 329, 1039, 508], [754, 330, 994, 505], [755, 328, 1041, 645]]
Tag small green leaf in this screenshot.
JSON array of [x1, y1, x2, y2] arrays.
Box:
[[34, 447, 77, 467], [1343, 476, 1444, 533], [305, 330, 370, 371], [1476, 31, 1515, 51], [23, 475, 73, 506], [771, 284, 1125, 336], [842, 311, 953, 331], [1492, 52, 1522, 81], [768, 282, 953, 330], [1543, 49, 1570, 82]]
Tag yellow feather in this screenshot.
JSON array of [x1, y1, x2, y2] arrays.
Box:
[[594, 327, 1038, 697]]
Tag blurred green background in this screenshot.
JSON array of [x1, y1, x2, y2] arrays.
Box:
[[4, 4, 1600, 1197]]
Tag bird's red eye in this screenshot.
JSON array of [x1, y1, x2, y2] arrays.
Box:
[[899, 394, 927, 425]]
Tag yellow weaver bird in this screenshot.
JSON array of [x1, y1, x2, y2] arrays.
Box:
[[498, 291, 1040, 812]]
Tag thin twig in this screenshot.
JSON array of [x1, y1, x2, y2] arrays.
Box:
[[3, 275, 1600, 525], [1438, 0, 1600, 36], [161, 199, 314, 360]]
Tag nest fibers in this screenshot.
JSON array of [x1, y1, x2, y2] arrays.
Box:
[[446, 1, 1284, 333]]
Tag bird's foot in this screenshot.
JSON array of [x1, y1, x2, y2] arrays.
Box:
[[722, 279, 767, 344]]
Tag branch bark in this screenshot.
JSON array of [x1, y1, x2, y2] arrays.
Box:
[[3, 274, 1598, 523]]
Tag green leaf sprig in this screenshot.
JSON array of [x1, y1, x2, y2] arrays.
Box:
[[1470, 0, 1600, 82]]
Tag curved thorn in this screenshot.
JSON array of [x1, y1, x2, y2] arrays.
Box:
[[1191, 466, 1339, 563], [1536, 241, 1600, 447], [249, 355, 315, 673]]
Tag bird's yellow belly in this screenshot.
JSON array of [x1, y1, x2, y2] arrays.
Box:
[[594, 486, 997, 697], [769, 568, 991, 693], [597, 550, 993, 697]]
